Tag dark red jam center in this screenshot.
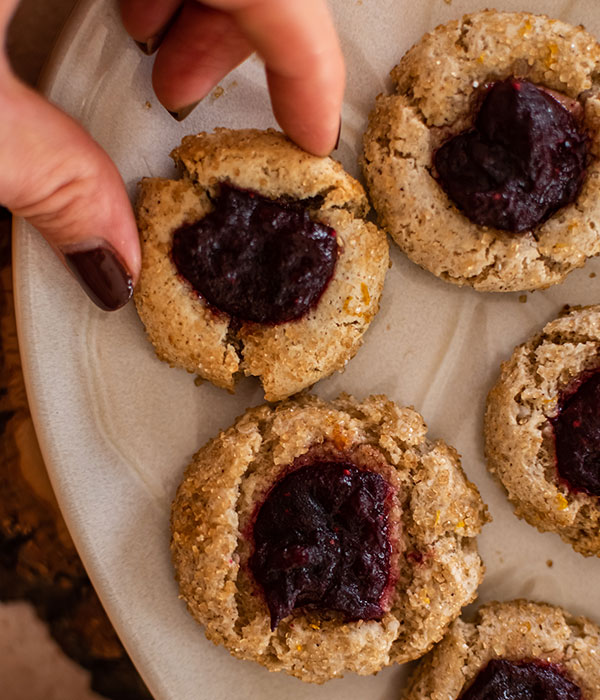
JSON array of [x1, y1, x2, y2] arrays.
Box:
[[460, 659, 582, 700], [171, 184, 337, 324], [249, 462, 392, 629], [551, 370, 600, 498], [434, 78, 588, 232]]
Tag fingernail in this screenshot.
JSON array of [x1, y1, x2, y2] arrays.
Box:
[[334, 117, 342, 150], [63, 244, 133, 311], [135, 35, 163, 55], [134, 8, 181, 56], [167, 101, 200, 122]]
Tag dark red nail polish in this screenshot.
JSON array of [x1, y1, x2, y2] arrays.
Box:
[[167, 101, 200, 121], [64, 245, 133, 311], [335, 117, 342, 150], [134, 7, 182, 56], [135, 38, 161, 55]]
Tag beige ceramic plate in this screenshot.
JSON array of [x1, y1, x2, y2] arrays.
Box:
[[13, 0, 600, 698]]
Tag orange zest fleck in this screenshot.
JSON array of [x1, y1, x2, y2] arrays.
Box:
[[331, 424, 348, 451], [519, 19, 533, 37]]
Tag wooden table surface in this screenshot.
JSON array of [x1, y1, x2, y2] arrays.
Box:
[[2, 2, 151, 698]]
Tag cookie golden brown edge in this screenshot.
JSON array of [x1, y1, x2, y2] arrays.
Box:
[[171, 393, 489, 683], [135, 128, 388, 401], [362, 10, 600, 291]]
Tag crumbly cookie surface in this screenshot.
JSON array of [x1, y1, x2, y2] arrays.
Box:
[[403, 600, 600, 700], [362, 10, 600, 291], [170, 394, 489, 683], [485, 305, 600, 556], [135, 129, 388, 401]]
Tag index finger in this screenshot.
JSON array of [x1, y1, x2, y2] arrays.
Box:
[[203, 0, 345, 155]]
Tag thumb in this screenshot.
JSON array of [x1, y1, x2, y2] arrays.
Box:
[[0, 72, 140, 311]]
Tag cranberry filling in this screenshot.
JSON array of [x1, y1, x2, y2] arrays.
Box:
[[434, 78, 587, 232], [551, 370, 600, 498], [249, 462, 392, 629], [171, 184, 337, 325], [460, 659, 582, 700]]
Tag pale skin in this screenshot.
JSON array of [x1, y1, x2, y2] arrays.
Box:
[[1, 0, 345, 309]]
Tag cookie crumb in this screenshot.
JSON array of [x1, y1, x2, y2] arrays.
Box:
[[518, 294, 527, 303], [144, 101, 152, 109], [546, 559, 554, 567], [590, 272, 597, 278], [211, 86, 225, 101]]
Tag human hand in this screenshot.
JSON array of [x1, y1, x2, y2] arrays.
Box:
[[1, 0, 138, 310], [2, 0, 345, 312], [119, 0, 345, 156]]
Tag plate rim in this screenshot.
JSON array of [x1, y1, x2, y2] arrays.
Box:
[[11, 0, 172, 696]]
